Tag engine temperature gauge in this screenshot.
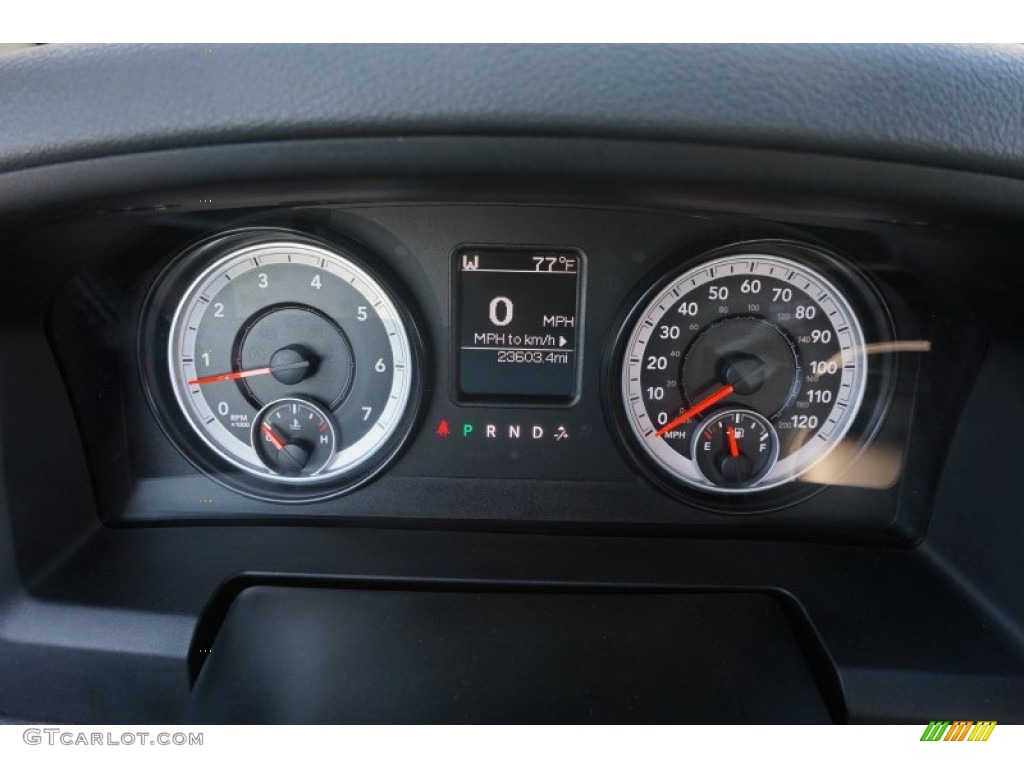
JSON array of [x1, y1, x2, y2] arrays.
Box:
[[692, 408, 779, 489], [253, 397, 337, 477]]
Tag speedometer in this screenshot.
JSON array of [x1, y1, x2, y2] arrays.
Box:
[[619, 244, 871, 496]]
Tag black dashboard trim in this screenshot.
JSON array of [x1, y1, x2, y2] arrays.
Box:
[[4, 45, 1024, 181]]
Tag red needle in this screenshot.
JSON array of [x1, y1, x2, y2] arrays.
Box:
[[726, 425, 740, 458], [654, 383, 735, 437], [188, 367, 272, 386], [261, 423, 285, 451]]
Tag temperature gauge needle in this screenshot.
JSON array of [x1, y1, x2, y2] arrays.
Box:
[[654, 383, 735, 437], [726, 425, 740, 458], [261, 423, 286, 451]]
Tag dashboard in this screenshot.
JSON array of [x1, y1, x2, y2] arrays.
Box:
[[0, 43, 1022, 724], [60, 205, 933, 531]]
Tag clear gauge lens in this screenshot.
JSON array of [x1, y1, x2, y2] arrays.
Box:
[[621, 251, 869, 494], [164, 236, 417, 486]]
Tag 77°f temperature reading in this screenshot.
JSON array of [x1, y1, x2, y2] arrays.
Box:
[[455, 247, 584, 403]]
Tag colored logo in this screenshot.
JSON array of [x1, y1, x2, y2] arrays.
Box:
[[920, 721, 997, 741]]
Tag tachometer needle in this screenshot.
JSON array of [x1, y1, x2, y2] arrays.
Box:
[[187, 359, 310, 386], [654, 383, 735, 437], [261, 422, 286, 451], [726, 425, 740, 458], [188, 366, 272, 386]]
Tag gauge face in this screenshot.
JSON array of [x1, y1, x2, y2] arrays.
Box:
[[621, 251, 868, 494], [165, 237, 416, 486], [253, 397, 338, 477], [692, 408, 780, 488]]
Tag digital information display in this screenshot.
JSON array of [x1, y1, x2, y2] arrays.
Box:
[[455, 247, 584, 403]]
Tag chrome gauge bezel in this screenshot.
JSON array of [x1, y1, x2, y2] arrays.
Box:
[[608, 240, 894, 513], [139, 228, 425, 503]]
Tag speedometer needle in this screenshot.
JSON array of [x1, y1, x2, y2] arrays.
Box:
[[654, 383, 735, 437], [187, 360, 310, 386]]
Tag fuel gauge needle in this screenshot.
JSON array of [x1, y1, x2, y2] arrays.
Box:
[[726, 425, 740, 458], [260, 423, 286, 452]]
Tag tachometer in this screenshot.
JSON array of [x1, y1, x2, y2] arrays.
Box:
[[141, 229, 422, 500], [619, 245, 870, 495]]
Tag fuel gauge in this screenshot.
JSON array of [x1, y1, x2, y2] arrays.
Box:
[[253, 397, 337, 478], [692, 408, 779, 489]]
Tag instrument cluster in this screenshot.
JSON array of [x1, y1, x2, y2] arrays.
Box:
[[132, 213, 909, 517]]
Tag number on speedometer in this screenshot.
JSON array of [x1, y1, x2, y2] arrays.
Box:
[[621, 250, 869, 493]]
